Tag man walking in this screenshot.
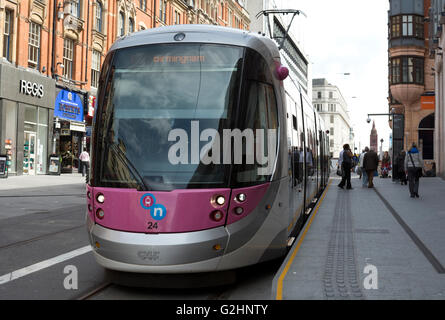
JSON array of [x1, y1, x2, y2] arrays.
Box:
[[363, 147, 379, 188], [79, 148, 90, 178]]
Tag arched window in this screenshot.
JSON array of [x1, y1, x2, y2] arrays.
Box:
[[129, 17, 134, 33], [418, 113, 434, 160], [95, 1, 103, 33], [119, 11, 125, 36]]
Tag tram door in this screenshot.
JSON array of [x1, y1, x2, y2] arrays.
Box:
[[24, 132, 36, 175]]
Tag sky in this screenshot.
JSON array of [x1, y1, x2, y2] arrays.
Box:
[[270, 0, 392, 152]]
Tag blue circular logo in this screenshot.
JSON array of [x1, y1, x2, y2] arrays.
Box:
[[150, 204, 167, 221], [140, 193, 167, 221], [140, 193, 156, 209]]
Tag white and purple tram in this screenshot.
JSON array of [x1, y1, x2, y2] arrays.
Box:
[[86, 25, 330, 273]]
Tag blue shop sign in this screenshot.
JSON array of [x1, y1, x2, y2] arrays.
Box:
[[54, 90, 84, 122]]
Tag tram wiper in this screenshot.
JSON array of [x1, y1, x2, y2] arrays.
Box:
[[108, 143, 152, 191]]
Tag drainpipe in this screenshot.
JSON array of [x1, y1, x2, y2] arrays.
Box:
[[84, 0, 90, 83], [51, 1, 58, 78], [153, 0, 157, 28]]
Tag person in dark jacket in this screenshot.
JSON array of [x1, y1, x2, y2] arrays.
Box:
[[338, 144, 353, 190], [363, 148, 379, 188], [396, 150, 407, 185], [404, 143, 424, 198]]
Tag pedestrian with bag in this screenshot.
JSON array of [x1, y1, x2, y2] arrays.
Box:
[[396, 150, 407, 185], [404, 143, 424, 198], [363, 147, 379, 188], [338, 144, 353, 190]]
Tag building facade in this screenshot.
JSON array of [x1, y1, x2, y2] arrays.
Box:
[[388, 0, 436, 172], [429, 0, 445, 179], [312, 79, 354, 158], [0, 0, 250, 175]]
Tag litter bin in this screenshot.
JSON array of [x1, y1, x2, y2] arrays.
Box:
[[0, 155, 7, 179], [48, 154, 61, 175]]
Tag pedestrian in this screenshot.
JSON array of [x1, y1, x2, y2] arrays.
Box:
[[358, 147, 369, 187], [396, 150, 407, 185], [381, 151, 391, 178], [404, 143, 424, 198], [79, 148, 90, 177], [363, 147, 379, 188], [338, 144, 353, 190]]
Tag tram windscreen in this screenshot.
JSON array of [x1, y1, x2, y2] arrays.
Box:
[[96, 44, 243, 190]]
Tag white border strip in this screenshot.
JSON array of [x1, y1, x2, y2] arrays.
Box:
[[0, 245, 92, 285]]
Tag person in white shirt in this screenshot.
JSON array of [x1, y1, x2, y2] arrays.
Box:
[[79, 148, 90, 177], [358, 147, 369, 187]]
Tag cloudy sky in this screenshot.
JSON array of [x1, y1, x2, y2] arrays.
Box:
[[271, 0, 391, 151]]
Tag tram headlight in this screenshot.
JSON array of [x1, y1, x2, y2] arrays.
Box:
[[96, 193, 105, 204], [236, 193, 246, 203], [210, 210, 224, 222], [212, 195, 225, 206]]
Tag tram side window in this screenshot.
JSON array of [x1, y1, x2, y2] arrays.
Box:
[[234, 81, 278, 186]]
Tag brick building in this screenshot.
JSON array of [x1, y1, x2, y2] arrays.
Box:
[[0, 0, 250, 175]]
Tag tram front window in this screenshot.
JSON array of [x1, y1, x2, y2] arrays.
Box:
[[96, 44, 243, 190]]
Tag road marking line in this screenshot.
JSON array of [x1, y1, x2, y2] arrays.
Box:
[[0, 245, 92, 285], [275, 179, 332, 300]]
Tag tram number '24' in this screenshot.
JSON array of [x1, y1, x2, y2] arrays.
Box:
[[147, 222, 159, 230]]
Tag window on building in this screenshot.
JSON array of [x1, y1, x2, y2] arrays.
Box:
[[328, 104, 337, 112], [140, 0, 147, 11], [28, 22, 41, 69], [71, 0, 81, 18], [228, 9, 232, 27], [330, 127, 334, 135], [95, 1, 103, 33], [390, 14, 424, 39], [174, 10, 181, 25], [329, 91, 333, 99], [63, 38, 74, 79], [129, 17, 134, 33], [317, 92, 321, 99], [3, 9, 13, 62], [160, 0, 167, 23], [91, 50, 101, 88], [390, 56, 424, 85], [119, 11, 125, 36], [330, 115, 334, 123]]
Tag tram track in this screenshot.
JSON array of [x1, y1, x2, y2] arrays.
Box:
[[0, 224, 86, 251], [76, 282, 113, 300]]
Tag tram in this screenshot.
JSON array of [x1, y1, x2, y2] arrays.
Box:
[[86, 25, 330, 273]]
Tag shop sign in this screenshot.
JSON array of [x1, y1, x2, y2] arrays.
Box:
[[54, 90, 84, 122], [421, 95, 435, 110], [86, 126, 92, 137], [88, 96, 96, 117], [70, 122, 86, 132], [61, 128, 71, 136], [19, 80, 44, 98]]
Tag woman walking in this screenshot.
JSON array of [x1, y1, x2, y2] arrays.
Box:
[[404, 143, 424, 198]]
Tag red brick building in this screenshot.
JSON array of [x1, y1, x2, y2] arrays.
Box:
[[0, 0, 250, 175]]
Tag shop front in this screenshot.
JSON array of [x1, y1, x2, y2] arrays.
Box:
[[0, 61, 55, 175], [53, 87, 87, 173]]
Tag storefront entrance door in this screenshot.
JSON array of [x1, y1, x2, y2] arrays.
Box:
[[24, 132, 36, 175]]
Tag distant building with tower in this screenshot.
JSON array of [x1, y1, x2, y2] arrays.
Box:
[[370, 121, 378, 152]]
